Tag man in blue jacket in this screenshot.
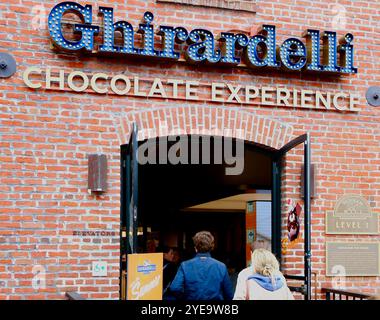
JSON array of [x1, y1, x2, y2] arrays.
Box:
[[169, 231, 233, 300]]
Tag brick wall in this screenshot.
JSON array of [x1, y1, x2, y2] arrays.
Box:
[[0, 0, 379, 299]]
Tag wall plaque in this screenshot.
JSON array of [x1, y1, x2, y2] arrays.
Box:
[[326, 195, 379, 234], [326, 242, 380, 276]]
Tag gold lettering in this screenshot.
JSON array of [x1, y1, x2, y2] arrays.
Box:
[[316, 91, 331, 109], [349, 93, 361, 112], [111, 75, 131, 95], [167, 79, 184, 98], [333, 92, 348, 111], [211, 83, 224, 102], [245, 86, 259, 103], [300, 89, 314, 108], [276, 87, 291, 106], [67, 71, 89, 92], [46, 68, 65, 90], [185, 81, 199, 100], [148, 78, 167, 98], [23, 67, 42, 89], [261, 87, 275, 105], [91, 73, 108, 94]]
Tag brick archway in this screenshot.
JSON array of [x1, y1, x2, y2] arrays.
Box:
[[115, 106, 294, 150]]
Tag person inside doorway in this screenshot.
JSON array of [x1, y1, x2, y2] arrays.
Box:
[[169, 231, 233, 300], [162, 246, 178, 299], [234, 247, 294, 300], [172, 247, 181, 265]]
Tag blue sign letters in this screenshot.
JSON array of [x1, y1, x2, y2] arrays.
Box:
[[47, 1, 357, 75]]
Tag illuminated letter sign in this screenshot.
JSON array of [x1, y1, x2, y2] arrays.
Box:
[[246, 25, 280, 68], [48, 2, 99, 51], [48, 2, 357, 75]]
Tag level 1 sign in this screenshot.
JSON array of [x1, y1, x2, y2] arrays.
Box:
[[326, 195, 379, 234]]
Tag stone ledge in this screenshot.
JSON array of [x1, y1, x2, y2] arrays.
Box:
[[157, 0, 257, 13]]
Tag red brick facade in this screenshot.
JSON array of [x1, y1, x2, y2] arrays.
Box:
[[0, 0, 379, 300]]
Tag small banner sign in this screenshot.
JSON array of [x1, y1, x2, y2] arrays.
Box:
[[127, 253, 163, 300]]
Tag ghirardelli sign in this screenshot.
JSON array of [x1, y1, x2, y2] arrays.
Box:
[[47, 1, 357, 75]]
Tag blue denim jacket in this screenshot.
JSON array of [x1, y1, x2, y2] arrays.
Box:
[[169, 253, 233, 300]]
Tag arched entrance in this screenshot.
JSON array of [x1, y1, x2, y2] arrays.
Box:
[[116, 106, 312, 300], [114, 106, 294, 149]]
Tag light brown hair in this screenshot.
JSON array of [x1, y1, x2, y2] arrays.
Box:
[[193, 231, 214, 253]]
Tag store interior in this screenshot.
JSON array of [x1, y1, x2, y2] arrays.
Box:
[[134, 135, 275, 274]]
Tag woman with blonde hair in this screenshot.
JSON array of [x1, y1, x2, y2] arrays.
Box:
[[243, 248, 294, 300]]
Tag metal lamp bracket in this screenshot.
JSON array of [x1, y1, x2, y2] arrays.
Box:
[[366, 86, 380, 107], [0, 52, 17, 78]]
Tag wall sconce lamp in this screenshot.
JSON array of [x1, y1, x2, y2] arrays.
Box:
[[88, 154, 107, 193]]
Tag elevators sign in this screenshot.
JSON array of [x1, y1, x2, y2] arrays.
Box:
[[326, 195, 379, 234], [326, 242, 380, 276], [127, 253, 163, 300]]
